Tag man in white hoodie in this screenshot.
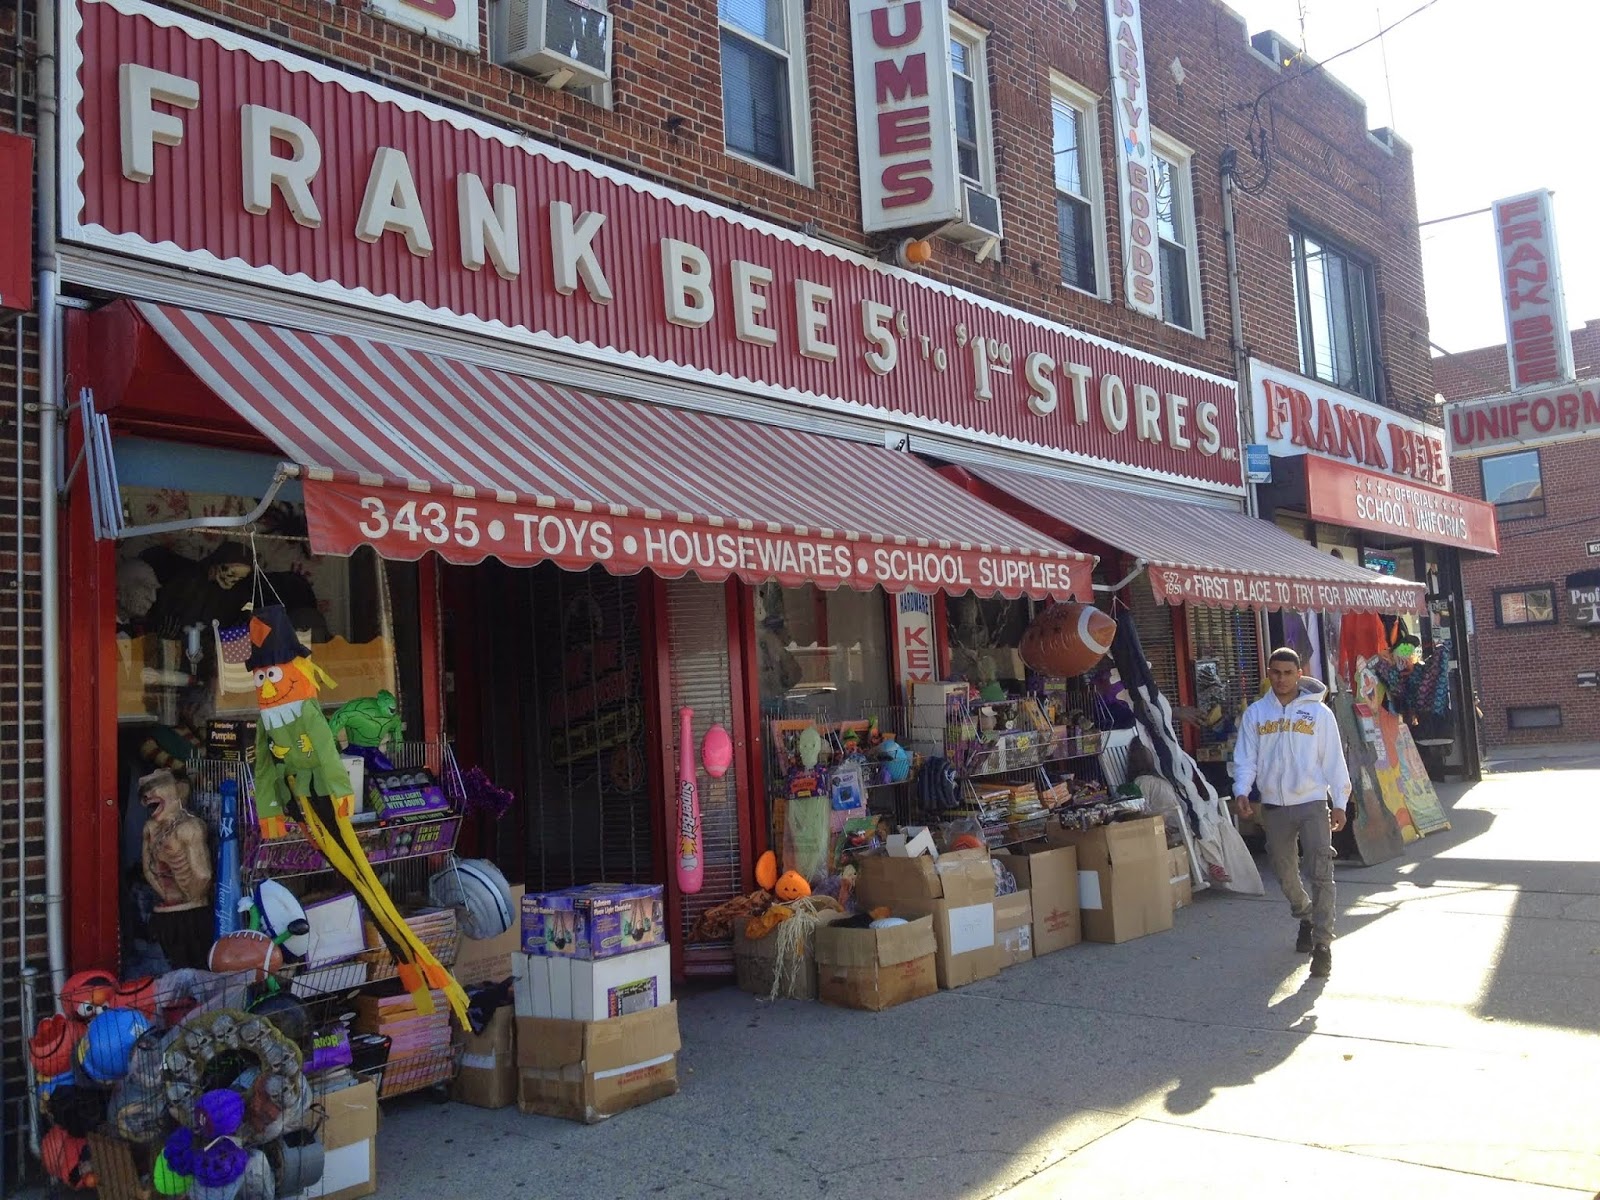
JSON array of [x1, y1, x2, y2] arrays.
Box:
[[1232, 648, 1351, 979]]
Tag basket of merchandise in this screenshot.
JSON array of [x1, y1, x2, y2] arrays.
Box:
[[364, 907, 458, 981]]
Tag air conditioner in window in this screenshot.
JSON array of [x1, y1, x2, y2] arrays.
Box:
[[940, 183, 1004, 260], [497, 0, 611, 89]]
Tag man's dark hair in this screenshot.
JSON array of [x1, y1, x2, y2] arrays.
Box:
[[1267, 647, 1302, 668]]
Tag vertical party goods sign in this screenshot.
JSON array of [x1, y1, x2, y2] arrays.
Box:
[[1105, 0, 1160, 318]]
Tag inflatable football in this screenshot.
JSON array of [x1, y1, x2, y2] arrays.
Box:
[[208, 930, 284, 981], [1019, 602, 1116, 679]]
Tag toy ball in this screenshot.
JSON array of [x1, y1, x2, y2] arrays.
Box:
[[152, 1150, 193, 1197], [208, 930, 284, 981], [29, 1013, 85, 1078], [42, 1126, 95, 1190], [252, 880, 311, 960], [248, 990, 312, 1050], [429, 858, 514, 941], [61, 968, 117, 1019], [773, 870, 811, 902], [869, 917, 908, 929], [111, 975, 159, 1017], [1019, 602, 1117, 679], [701, 723, 733, 778], [79, 1007, 152, 1083], [754, 850, 779, 892]]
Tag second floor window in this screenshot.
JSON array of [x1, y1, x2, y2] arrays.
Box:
[[1152, 138, 1200, 332], [1293, 228, 1377, 399], [720, 0, 808, 180], [1051, 83, 1103, 297], [949, 19, 993, 192], [1480, 448, 1544, 520]]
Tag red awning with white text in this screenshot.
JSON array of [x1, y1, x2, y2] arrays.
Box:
[[966, 463, 1428, 614], [128, 302, 1094, 600]]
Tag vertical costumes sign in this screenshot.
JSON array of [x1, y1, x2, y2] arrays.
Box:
[[850, 0, 962, 233], [1105, 0, 1160, 318]]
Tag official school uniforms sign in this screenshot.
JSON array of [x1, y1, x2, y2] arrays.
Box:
[[60, 0, 1243, 492]]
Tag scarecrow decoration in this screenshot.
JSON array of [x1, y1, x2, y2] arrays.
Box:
[[247, 606, 468, 1026]]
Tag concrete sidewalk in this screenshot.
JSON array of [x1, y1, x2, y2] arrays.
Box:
[[377, 770, 1600, 1200], [1484, 741, 1600, 773]]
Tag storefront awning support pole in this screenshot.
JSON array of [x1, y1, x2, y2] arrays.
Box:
[[36, 0, 67, 1018], [1092, 558, 1148, 597], [113, 464, 299, 540]]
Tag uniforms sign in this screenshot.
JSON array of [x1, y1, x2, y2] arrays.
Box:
[[1303, 456, 1499, 555], [1445, 377, 1600, 457]]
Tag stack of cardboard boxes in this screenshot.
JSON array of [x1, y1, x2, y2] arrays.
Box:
[[513, 883, 680, 1122]]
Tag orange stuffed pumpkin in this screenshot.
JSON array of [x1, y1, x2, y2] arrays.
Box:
[[755, 850, 779, 892], [773, 871, 811, 902]]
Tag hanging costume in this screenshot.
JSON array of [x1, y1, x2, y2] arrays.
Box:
[[247, 607, 469, 1027]]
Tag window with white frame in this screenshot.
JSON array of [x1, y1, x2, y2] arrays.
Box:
[[1292, 227, 1378, 399], [719, 0, 810, 181], [949, 18, 994, 193], [1051, 77, 1106, 297], [1151, 134, 1201, 333]]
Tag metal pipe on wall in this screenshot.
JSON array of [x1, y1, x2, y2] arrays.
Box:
[[34, 0, 66, 1002]]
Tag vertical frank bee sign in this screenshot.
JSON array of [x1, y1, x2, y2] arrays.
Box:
[[1105, 0, 1160, 318]]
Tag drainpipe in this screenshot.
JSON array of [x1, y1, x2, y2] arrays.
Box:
[[34, 0, 66, 1003], [1218, 151, 1257, 520]]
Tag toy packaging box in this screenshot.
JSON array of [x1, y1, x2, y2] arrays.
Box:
[[521, 883, 665, 959]]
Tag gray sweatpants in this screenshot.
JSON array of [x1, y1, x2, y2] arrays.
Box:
[[1261, 800, 1335, 945]]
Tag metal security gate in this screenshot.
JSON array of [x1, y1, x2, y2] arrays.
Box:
[[522, 564, 653, 890]]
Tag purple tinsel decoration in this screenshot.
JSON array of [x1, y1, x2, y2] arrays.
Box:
[[461, 766, 514, 820], [193, 1139, 248, 1187], [164, 1128, 197, 1176]]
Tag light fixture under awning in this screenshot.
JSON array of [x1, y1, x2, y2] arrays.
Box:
[[965, 463, 1428, 615], [126, 301, 1096, 601]]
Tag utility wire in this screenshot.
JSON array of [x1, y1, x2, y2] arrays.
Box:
[[1243, 0, 1447, 113]]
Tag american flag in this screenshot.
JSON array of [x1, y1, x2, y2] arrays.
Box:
[[216, 622, 253, 665]]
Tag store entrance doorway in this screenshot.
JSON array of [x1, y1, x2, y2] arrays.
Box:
[[445, 561, 657, 894]]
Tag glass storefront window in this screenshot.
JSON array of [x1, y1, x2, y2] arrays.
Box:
[[943, 593, 1035, 700], [115, 487, 400, 730], [754, 582, 892, 717]]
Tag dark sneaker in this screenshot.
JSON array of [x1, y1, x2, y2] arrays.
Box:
[[1295, 920, 1314, 954], [1310, 944, 1332, 978]]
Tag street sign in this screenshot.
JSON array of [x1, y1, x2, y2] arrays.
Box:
[[1245, 443, 1272, 484]]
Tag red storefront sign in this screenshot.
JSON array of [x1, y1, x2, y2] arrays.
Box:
[[0, 131, 33, 312], [1492, 190, 1574, 389], [1304, 455, 1499, 555], [1445, 377, 1600, 457], [307, 474, 1088, 600], [1147, 565, 1426, 615], [61, 0, 1242, 490]]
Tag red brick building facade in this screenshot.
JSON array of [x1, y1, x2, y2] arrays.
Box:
[[2, 0, 1447, 1166], [1436, 322, 1600, 746]]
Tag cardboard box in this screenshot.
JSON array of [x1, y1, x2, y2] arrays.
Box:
[[520, 883, 665, 959], [993, 889, 1033, 967], [856, 849, 999, 990], [1169, 846, 1193, 910], [732, 910, 842, 1001], [289, 1081, 377, 1200], [1049, 816, 1172, 944], [994, 844, 1081, 956], [813, 915, 937, 1011], [515, 1003, 680, 1123], [454, 885, 526, 985], [515, 944, 672, 1020], [452, 1007, 516, 1109]]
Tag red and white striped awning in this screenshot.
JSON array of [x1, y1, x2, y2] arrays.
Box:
[[133, 302, 1093, 600], [966, 463, 1427, 614]]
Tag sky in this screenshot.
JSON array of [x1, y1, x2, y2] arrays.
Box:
[[1219, 0, 1600, 361]]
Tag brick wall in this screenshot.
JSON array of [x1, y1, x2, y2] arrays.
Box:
[[1438, 321, 1600, 745], [0, 0, 42, 1175], [133, 0, 1436, 418]]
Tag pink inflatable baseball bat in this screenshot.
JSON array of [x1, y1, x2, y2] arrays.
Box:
[[675, 706, 704, 894]]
